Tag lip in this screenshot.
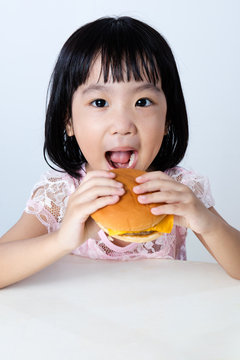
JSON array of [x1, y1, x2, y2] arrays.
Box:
[[105, 147, 138, 169], [107, 146, 137, 152]]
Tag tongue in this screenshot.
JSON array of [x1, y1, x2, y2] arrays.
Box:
[[110, 151, 132, 164]]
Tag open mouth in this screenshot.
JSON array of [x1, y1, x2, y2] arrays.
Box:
[[105, 150, 138, 169]]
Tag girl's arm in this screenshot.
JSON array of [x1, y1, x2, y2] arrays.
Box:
[[0, 170, 125, 289], [0, 213, 71, 289], [194, 207, 240, 279], [133, 171, 240, 280]]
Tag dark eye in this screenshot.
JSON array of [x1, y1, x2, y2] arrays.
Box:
[[91, 99, 108, 107], [135, 98, 152, 107]]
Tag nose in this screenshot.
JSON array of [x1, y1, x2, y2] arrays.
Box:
[[109, 107, 137, 136]]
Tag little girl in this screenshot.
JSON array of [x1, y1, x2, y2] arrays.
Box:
[[1, 16, 240, 288]]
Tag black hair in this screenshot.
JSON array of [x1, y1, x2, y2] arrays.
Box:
[[44, 16, 188, 178]]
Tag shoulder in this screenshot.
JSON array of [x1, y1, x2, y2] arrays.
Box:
[[165, 165, 202, 182], [165, 165, 206, 183], [26, 167, 86, 210], [25, 167, 85, 230], [165, 166, 215, 208], [30, 169, 81, 200]]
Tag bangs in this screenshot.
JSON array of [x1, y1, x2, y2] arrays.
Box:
[[67, 17, 162, 88], [99, 47, 160, 84]]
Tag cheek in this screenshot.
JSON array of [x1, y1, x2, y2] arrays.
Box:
[[73, 120, 104, 161], [151, 128, 165, 152], [75, 128, 96, 150], [141, 116, 166, 155], [145, 114, 166, 138]]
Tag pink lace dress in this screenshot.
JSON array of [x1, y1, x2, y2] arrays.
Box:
[[25, 166, 215, 261]]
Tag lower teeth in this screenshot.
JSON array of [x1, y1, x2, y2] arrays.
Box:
[[127, 153, 135, 168], [108, 152, 135, 168]]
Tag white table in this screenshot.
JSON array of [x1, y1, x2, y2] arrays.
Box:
[[1, 255, 240, 360]]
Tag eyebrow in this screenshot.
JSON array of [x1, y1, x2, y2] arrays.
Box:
[[82, 83, 161, 95]]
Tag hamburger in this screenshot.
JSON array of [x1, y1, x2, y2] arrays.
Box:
[[91, 168, 174, 243]]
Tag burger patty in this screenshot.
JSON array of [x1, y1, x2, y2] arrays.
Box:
[[121, 231, 157, 236]]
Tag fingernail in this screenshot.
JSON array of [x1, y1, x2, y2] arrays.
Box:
[[111, 195, 119, 201], [117, 187, 125, 193], [116, 182, 124, 187], [133, 186, 140, 193], [151, 208, 161, 215]]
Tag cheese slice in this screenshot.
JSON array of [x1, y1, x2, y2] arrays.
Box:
[[107, 215, 174, 237]]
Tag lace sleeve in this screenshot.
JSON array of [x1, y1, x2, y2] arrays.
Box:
[[24, 170, 78, 233], [165, 166, 215, 208]]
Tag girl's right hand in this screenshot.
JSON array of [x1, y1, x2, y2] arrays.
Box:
[[56, 170, 125, 251]]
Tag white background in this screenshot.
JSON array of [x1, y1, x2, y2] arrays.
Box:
[[0, 0, 239, 262]]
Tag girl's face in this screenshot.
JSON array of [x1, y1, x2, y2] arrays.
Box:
[[67, 58, 167, 172]]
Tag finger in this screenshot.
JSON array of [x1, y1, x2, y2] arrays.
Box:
[[81, 170, 116, 185], [74, 185, 125, 204], [135, 170, 172, 183], [133, 179, 184, 194], [78, 195, 121, 222], [138, 190, 186, 205], [151, 203, 186, 216], [77, 176, 124, 196]]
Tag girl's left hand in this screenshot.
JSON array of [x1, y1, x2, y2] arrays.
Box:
[[133, 171, 217, 236]]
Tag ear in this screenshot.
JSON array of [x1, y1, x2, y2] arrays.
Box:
[[164, 122, 169, 136], [66, 119, 74, 136]]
